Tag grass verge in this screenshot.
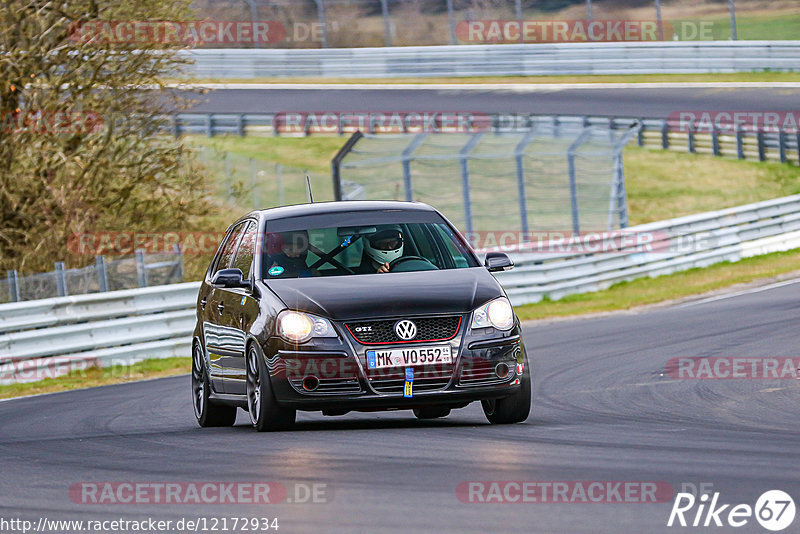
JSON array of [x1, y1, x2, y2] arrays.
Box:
[[172, 72, 800, 86], [515, 248, 800, 321], [0, 357, 190, 401]]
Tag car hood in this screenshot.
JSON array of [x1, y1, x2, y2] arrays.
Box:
[[263, 268, 503, 321]]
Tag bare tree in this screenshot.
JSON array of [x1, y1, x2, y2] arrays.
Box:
[[0, 0, 213, 274]]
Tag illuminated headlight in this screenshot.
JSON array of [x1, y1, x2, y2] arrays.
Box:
[[277, 310, 337, 343], [470, 297, 514, 331]]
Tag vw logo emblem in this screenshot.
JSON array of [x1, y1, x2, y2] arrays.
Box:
[[394, 320, 417, 341]]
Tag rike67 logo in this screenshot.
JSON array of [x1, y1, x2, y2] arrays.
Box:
[[668, 490, 796, 531]]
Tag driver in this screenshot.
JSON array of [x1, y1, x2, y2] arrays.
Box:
[[360, 225, 404, 274]]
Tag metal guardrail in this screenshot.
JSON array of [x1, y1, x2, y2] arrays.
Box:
[[2, 195, 800, 383], [175, 113, 800, 165], [494, 195, 800, 305], [181, 41, 800, 78], [0, 283, 200, 385]]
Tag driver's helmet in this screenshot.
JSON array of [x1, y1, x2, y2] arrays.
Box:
[[364, 225, 403, 266]]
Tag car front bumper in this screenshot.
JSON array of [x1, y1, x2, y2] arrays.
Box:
[[262, 316, 527, 412]]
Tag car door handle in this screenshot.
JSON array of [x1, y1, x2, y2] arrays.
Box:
[[200, 298, 207, 310], [217, 302, 225, 313]]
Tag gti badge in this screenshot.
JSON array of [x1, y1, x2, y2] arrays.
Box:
[[394, 320, 417, 341]]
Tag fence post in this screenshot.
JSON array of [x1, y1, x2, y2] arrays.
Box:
[[55, 262, 67, 297], [314, 0, 329, 48], [380, 0, 392, 47], [654, 0, 663, 41], [779, 131, 787, 163], [174, 244, 184, 282], [331, 132, 364, 201], [514, 129, 537, 236], [661, 120, 669, 149], [757, 131, 766, 161], [567, 129, 593, 235], [172, 116, 181, 138], [736, 128, 744, 159], [224, 152, 233, 200], [276, 163, 285, 206], [712, 127, 720, 156], [7, 270, 20, 302], [688, 125, 696, 153], [446, 0, 457, 45], [728, 0, 738, 40], [796, 132, 800, 166], [401, 133, 427, 202], [637, 119, 645, 146], [135, 249, 148, 288], [250, 158, 259, 209], [516, 0, 523, 20], [96, 256, 109, 292], [459, 134, 484, 235], [237, 114, 246, 137], [205, 114, 213, 137]]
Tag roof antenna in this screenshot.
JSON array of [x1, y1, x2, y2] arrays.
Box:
[[305, 173, 314, 203]]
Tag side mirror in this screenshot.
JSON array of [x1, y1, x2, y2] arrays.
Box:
[[484, 252, 514, 272], [211, 268, 250, 289]]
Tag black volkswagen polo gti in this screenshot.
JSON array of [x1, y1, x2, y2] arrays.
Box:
[[192, 201, 531, 431]]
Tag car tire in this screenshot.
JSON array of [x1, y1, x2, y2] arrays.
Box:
[[481, 354, 531, 425], [192, 343, 237, 428], [247, 343, 296, 432], [413, 407, 451, 419]]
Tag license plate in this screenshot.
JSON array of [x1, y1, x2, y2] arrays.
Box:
[[366, 345, 452, 369]]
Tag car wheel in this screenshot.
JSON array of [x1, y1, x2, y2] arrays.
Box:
[[481, 354, 531, 424], [246, 344, 296, 432], [413, 407, 451, 419], [192, 343, 237, 427]]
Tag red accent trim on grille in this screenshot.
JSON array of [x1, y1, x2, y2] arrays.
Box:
[[345, 317, 462, 345]]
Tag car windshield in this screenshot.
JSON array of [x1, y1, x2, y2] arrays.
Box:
[[261, 211, 479, 279]]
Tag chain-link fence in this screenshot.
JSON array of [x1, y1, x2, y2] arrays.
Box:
[[188, 0, 758, 48], [2, 250, 183, 304], [196, 145, 334, 210], [334, 119, 639, 235]]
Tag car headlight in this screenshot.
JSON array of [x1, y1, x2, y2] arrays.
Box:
[[470, 297, 514, 331], [277, 310, 337, 343]]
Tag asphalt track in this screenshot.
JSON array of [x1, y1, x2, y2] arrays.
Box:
[[186, 86, 800, 118], [2, 280, 799, 533]]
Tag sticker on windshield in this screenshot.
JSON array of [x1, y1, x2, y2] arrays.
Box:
[[268, 266, 284, 276]]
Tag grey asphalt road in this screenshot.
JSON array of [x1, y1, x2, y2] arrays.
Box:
[[1, 281, 799, 533], [185, 87, 800, 117]]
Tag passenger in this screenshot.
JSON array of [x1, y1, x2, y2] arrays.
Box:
[[265, 230, 314, 278]]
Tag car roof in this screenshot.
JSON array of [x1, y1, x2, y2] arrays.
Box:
[[237, 200, 437, 225]]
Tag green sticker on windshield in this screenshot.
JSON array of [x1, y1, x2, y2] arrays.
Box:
[[268, 266, 284, 276]]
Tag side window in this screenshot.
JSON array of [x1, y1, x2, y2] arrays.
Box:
[[212, 223, 246, 276], [231, 221, 256, 279]]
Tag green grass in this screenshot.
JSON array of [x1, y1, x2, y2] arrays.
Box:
[[694, 12, 800, 41], [624, 147, 800, 225], [515, 248, 800, 321], [0, 357, 190, 400]]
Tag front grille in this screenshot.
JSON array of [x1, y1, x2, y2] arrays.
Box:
[[458, 359, 516, 387], [367, 363, 454, 394], [346, 316, 462, 345]]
